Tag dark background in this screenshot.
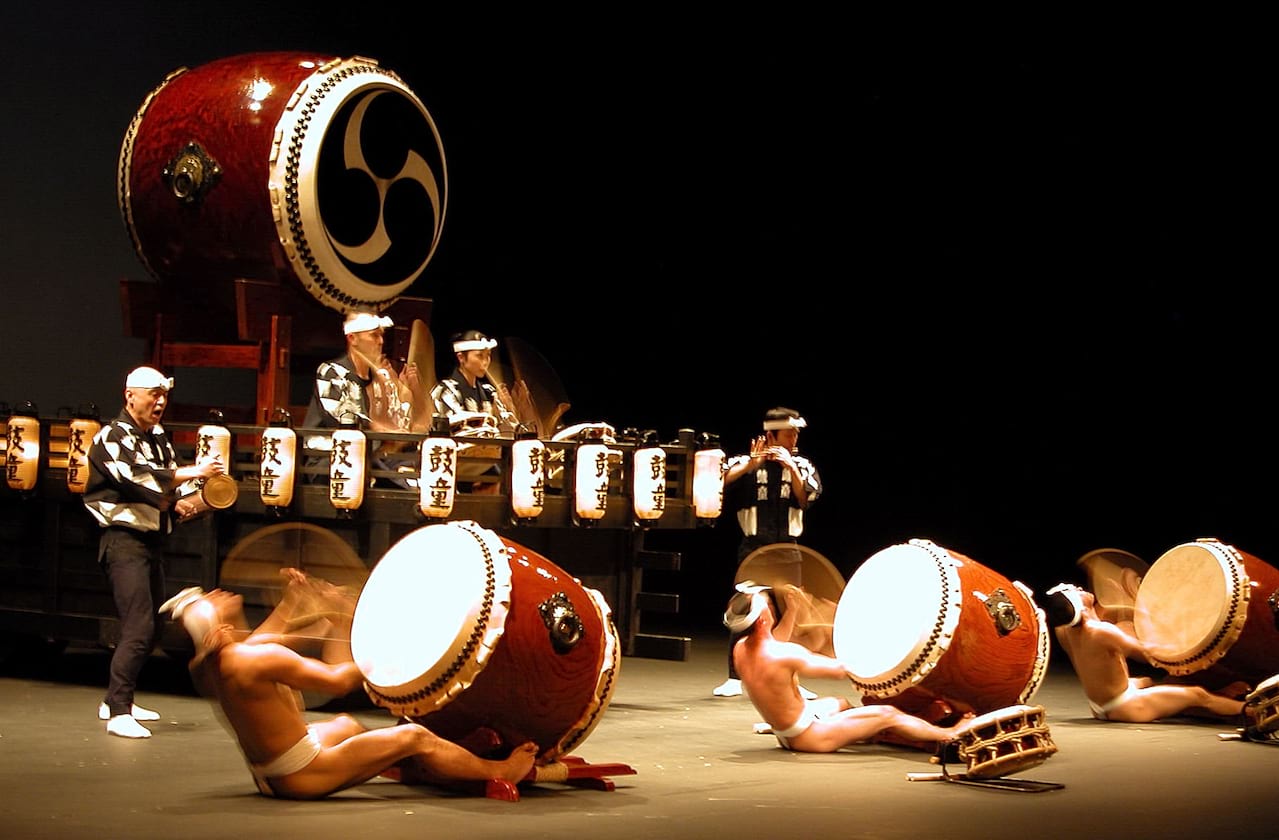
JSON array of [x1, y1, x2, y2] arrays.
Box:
[[3, 6, 1269, 627]]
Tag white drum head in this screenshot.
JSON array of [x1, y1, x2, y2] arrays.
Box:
[[351, 522, 512, 699], [834, 541, 958, 687], [1134, 541, 1236, 662]]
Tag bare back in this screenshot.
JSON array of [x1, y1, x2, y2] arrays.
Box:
[[197, 639, 361, 765], [734, 634, 848, 732], [1054, 619, 1138, 707]]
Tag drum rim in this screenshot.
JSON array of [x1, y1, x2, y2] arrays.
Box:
[[353, 521, 512, 714], [835, 538, 961, 696], [1134, 540, 1248, 673]]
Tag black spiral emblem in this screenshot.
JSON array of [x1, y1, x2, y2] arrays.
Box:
[[315, 88, 444, 290]]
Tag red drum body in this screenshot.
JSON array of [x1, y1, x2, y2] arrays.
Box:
[[833, 539, 1049, 717], [1133, 538, 1279, 685], [350, 521, 620, 762], [118, 52, 447, 332]]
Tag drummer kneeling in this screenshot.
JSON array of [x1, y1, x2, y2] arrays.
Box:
[[163, 570, 537, 800], [727, 582, 973, 752], [1044, 582, 1249, 724]]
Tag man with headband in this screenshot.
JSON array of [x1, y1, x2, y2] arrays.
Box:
[[1044, 582, 1249, 723], [303, 311, 423, 486], [161, 570, 537, 799], [429, 329, 537, 435], [714, 406, 823, 697], [724, 583, 972, 752], [83, 366, 225, 737]]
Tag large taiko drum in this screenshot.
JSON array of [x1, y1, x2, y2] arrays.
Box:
[[350, 521, 619, 762], [832, 539, 1049, 718], [118, 52, 447, 326], [1133, 538, 1279, 685]]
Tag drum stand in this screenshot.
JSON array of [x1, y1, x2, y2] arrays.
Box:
[[905, 746, 1065, 793], [485, 755, 638, 802]]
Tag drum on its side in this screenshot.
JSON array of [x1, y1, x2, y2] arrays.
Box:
[[953, 704, 1058, 779], [833, 539, 1049, 718], [1133, 538, 1279, 685], [350, 521, 619, 762], [119, 51, 447, 332]]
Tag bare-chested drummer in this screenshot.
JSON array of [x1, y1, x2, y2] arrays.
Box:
[[727, 582, 973, 752], [1044, 582, 1248, 724], [162, 569, 536, 799]]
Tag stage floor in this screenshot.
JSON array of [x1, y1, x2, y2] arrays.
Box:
[[2, 632, 1275, 840]]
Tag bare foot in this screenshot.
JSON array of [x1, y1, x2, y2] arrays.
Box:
[[499, 742, 539, 784]]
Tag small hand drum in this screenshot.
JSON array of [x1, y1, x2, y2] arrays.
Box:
[[1244, 674, 1279, 743], [953, 704, 1058, 779]]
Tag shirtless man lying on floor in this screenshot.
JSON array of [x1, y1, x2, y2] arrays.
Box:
[[162, 569, 536, 799], [726, 582, 972, 752], [1043, 582, 1248, 723]]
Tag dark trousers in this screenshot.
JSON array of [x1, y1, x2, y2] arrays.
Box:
[[100, 528, 166, 717]]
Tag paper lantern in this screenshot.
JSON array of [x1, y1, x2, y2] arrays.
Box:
[[329, 419, 367, 513], [510, 431, 546, 521], [66, 403, 101, 494], [692, 436, 725, 520], [4, 402, 41, 492], [574, 441, 610, 523], [632, 431, 666, 523], [260, 409, 297, 510], [418, 418, 457, 518]]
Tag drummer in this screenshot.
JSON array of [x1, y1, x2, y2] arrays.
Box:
[[430, 329, 537, 435], [1044, 582, 1249, 723], [83, 365, 225, 738], [726, 583, 973, 753], [162, 569, 537, 799], [714, 406, 823, 698]]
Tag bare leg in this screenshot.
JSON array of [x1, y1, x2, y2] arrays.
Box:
[[1109, 685, 1244, 723], [270, 723, 536, 799], [792, 705, 973, 753]]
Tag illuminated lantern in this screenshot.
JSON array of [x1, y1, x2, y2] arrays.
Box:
[[510, 427, 546, 521], [196, 409, 232, 471], [260, 409, 297, 510], [692, 433, 726, 520], [5, 401, 41, 493], [418, 416, 456, 519], [66, 403, 101, 494], [329, 416, 367, 514], [632, 430, 666, 524], [574, 440, 610, 524]]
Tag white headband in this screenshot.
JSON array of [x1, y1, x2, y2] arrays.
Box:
[[125, 366, 174, 391], [344, 312, 393, 335], [454, 336, 497, 352], [1046, 583, 1085, 627], [763, 416, 807, 431], [723, 581, 771, 633]]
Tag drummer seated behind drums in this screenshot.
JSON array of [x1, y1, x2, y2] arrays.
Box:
[[163, 569, 537, 800], [302, 311, 425, 486], [1044, 582, 1248, 724], [726, 583, 972, 753]]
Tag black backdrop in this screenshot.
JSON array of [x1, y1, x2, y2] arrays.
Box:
[[3, 6, 1269, 628]]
